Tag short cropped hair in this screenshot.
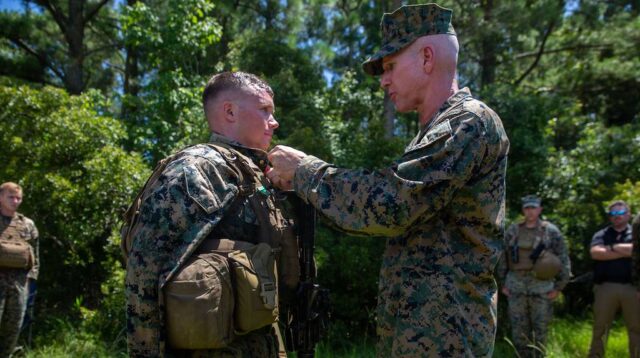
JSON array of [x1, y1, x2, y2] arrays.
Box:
[[202, 71, 273, 109], [608, 200, 630, 212], [0, 182, 22, 194]]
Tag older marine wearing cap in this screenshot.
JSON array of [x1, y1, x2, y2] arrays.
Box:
[[497, 195, 570, 358], [267, 3, 509, 357]]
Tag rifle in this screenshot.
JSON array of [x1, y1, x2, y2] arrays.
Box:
[[529, 242, 546, 262], [282, 195, 330, 357]]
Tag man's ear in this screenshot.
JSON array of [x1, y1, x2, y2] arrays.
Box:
[[421, 45, 435, 74], [223, 101, 237, 122]]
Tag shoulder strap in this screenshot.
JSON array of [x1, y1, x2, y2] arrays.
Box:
[[205, 142, 266, 190], [120, 147, 195, 259]]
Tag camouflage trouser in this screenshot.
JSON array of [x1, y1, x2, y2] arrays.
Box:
[[174, 324, 285, 358], [507, 292, 553, 358], [0, 270, 29, 358]]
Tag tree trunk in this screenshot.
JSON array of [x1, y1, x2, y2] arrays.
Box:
[[382, 0, 402, 139], [64, 0, 86, 94], [123, 0, 140, 113], [479, 0, 496, 89]]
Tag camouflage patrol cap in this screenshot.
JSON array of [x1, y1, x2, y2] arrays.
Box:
[[522, 195, 541, 208], [362, 3, 456, 76]]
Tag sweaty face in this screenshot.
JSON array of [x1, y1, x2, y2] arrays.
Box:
[[380, 45, 425, 113], [233, 90, 278, 150], [0, 190, 22, 216]]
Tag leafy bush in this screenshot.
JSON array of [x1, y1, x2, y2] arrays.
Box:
[[0, 81, 148, 340]]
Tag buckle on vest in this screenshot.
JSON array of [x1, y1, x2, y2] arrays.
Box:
[[260, 282, 277, 309], [238, 184, 253, 196]]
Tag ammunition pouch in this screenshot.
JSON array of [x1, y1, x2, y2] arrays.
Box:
[[164, 251, 235, 349], [164, 241, 279, 349], [229, 242, 279, 335], [0, 239, 34, 269]]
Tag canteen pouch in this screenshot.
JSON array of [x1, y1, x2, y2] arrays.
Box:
[[0, 240, 33, 269], [164, 252, 235, 349], [228, 243, 279, 335]]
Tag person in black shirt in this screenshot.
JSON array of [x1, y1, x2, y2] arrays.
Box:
[[588, 200, 638, 358]]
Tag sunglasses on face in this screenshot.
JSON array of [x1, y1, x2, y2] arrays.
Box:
[[608, 210, 627, 216]]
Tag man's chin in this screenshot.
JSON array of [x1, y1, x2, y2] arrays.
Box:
[[394, 104, 412, 113]]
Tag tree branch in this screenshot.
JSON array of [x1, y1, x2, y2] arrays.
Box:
[[84, 0, 111, 25], [514, 44, 612, 59], [513, 19, 554, 87], [8, 37, 65, 81], [32, 0, 68, 33]]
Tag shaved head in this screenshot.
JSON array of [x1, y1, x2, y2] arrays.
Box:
[[413, 34, 459, 80], [203, 72, 273, 126]]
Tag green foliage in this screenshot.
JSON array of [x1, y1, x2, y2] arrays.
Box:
[[0, 0, 638, 353], [121, 0, 222, 162], [25, 316, 126, 357], [314, 225, 384, 347], [0, 1, 120, 93], [542, 120, 640, 255], [0, 80, 147, 320], [322, 71, 405, 168]]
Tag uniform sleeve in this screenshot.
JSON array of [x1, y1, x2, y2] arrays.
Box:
[[125, 155, 238, 356], [632, 214, 640, 290], [548, 225, 571, 291], [496, 224, 516, 283], [294, 113, 487, 237], [27, 219, 39, 280]]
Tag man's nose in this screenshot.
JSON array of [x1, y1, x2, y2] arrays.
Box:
[[380, 72, 391, 89], [269, 116, 279, 129]]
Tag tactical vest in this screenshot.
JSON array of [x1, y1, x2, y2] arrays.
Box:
[[506, 221, 549, 271], [121, 142, 301, 349], [0, 214, 35, 269], [121, 141, 299, 290], [197, 143, 300, 292]]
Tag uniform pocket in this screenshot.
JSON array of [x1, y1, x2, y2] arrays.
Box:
[[164, 252, 235, 349], [184, 164, 220, 214]]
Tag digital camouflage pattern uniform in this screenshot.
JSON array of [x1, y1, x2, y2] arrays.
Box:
[[497, 219, 571, 357], [0, 213, 39, 358], [288, 4, 509, 357], [293, 85, 509, 356], [125, 133, 293, 358]]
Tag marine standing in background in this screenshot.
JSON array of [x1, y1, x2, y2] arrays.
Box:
[[498, 195, 571, 357], [124, 71, 298, 357], [267, 3, 510, 357], [588, 200, 639, 358], [0, 182, 39, 358]]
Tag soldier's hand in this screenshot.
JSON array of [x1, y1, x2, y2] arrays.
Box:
[[501, 287, 510, 297], [267, 145, 307, 190], [547, 290, 559, 300]]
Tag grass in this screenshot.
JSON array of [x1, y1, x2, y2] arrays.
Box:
[[494, 316, 630, 357], [16, 316, 631, 357]]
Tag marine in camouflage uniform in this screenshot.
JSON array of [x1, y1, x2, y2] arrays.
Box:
[[124, 72, 294, 357], [0, 182, 39, 358], [267, 4, 510, 357], [497, 195, 571, 358]]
